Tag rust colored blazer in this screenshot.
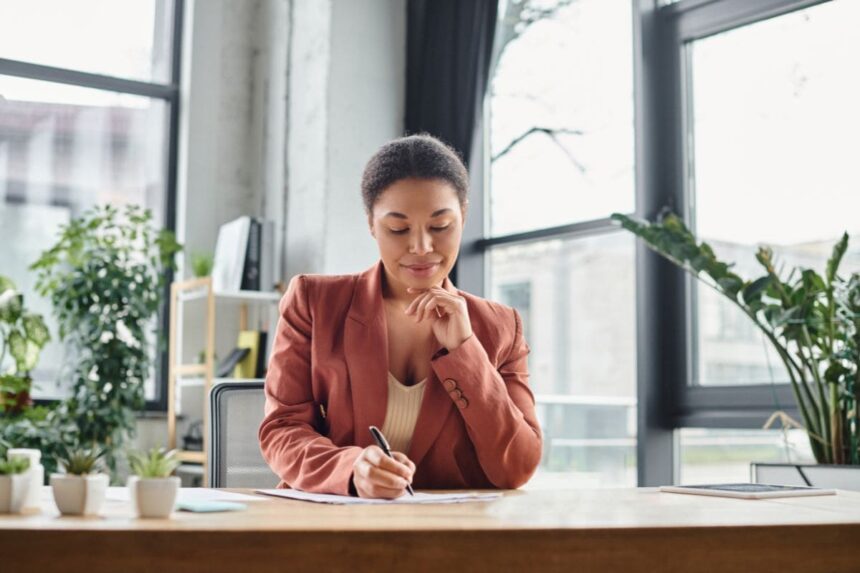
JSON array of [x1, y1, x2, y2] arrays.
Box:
[[258, 261, 542, 495]]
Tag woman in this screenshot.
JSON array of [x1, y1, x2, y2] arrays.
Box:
[[259, 134, 542, 498]]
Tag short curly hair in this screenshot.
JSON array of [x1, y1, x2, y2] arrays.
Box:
[[361, 134, 469, 214]]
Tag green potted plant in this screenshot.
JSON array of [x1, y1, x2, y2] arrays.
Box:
[[50, 447, 109, 516], [0, 404, 77, 481], [0, 275, 50, 415], [612, 211, 859, 476], [127, 447, 180, 518], [0, 275, 75, 480], [0, 449, 31, 514], [30, 204, 181, 478], [189, 251, 215, 278]]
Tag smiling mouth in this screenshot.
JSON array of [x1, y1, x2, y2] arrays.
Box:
[[401, 262, 441, 276], [404, 263, 440, 270]]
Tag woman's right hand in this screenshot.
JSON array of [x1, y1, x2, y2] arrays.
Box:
[[351, 445, 415, 499]]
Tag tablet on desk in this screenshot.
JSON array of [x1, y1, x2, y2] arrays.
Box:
[[659, 483, 837, 499]]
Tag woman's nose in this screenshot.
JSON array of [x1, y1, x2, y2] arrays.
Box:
[[409, 230, 433, 255]]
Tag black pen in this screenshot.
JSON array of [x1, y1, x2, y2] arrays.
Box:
[[369, 425, 415, 496]]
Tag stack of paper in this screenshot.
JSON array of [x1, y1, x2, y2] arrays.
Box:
[[255, 489, 502, 505]]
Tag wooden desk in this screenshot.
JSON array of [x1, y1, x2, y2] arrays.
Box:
[[2, 487, 859, 573]]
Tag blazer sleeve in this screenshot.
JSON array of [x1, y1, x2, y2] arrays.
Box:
[[258, 275, 363, 495], [430, 308, 542, 488]]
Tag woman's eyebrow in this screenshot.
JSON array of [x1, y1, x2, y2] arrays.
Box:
[[383, 208, 453, 219]]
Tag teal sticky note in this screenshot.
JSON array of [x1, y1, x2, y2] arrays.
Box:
[[176, 501, 247, 513]]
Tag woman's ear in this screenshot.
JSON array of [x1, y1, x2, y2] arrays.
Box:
[[368, 213, 376, 238]]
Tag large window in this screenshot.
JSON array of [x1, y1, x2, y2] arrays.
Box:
[[657, 0, 859, 482], [0, 0, 182, 409], [480, 0, 637, 488], [465, 0, 859, 486], [687, 0, 860, 388]]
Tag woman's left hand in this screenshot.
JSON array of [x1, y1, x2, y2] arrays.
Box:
[[405, 286, 473, 351]]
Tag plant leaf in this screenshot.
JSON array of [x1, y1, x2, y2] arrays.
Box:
[[825, 232, 849, 284], [22, 313, 50, 347]]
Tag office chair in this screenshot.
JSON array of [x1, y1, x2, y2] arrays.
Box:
[[208, 381, 279, 488]]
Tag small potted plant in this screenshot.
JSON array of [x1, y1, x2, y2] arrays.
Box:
[[50, 447, 109, 516], [0, 453, 31, 514], [127, 448, 180, 518]]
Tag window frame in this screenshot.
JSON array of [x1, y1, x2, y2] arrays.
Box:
[[664, 0, 830, 429], [462, 0, 834, 485], [0, 0, 185, 413]]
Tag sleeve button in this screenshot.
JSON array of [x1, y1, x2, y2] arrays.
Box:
[[443, 378, 457, 392], [457, 398, 469, 409]]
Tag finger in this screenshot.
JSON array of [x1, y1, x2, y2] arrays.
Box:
[[362, 445, 387, 465], [430, 291, 466, 316], [365, 464, 411, 490], [415, 295, 434, 322], [355, 476, 407, 500], [364, 483, 407, 500], [363, 447, 413, 480], [423, 295, 459, 321], [371, 451, 413, 480], [392, 452, 416, 475], [405, 291, 430, 316], [417, 294, 445, 322], [356, 459, 407, 489]]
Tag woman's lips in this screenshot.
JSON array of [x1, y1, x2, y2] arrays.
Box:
[[402, 263, 440, 278]]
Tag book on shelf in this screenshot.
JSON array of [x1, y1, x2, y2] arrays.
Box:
[[216, 347, 251, 378], [212, 216, 276, 292], [212, 216, 250, 292], [241, 218, 261, 291], [232, 330, 269, 379]]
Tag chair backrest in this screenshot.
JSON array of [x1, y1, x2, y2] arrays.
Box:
[[209, 381, 279, 488]]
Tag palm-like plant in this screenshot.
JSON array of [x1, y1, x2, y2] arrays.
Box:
[[612, 210, 860, 465], [0, 456, 30, 475], [128, 448, 180, 478], [58, 447, 104, 475]]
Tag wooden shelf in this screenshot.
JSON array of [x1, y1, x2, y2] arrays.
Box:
[[175, 364, 208, 377], [177, 285, 281, 304], [175, 450, 205, 463], [168, 275, 279, 487]]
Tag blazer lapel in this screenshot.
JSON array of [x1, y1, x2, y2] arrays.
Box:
[[407, 275, 459, 467], [345, 264, 460, 465], [345, 262, 389, 448]]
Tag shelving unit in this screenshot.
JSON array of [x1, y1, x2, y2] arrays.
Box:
[[167, 276, 281, 485]]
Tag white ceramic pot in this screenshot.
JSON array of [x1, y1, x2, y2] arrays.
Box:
[[0, 473, 31, 514], [50, 473, 109, 516], [128, 476, 180, 518]]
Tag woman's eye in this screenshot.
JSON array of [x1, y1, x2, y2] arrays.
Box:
[[430, 226, 450, 232], [389, 228, 409, 234]]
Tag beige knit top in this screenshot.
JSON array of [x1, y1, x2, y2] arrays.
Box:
[[379, 372, 427, 454]]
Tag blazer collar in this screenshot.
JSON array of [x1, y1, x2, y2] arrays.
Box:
[[345, 261, 456, 466]]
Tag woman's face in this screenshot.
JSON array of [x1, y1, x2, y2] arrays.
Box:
[[369, 177, 465, 292]]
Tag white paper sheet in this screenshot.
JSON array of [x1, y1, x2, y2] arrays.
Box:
[[103, 487, 264, 503], [255, 488, 503, 505]]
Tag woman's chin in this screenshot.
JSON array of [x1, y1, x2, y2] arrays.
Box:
[[400, 270, 445, 290]]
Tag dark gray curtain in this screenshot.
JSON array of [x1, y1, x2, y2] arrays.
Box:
[[405, 0, 498, 167]]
